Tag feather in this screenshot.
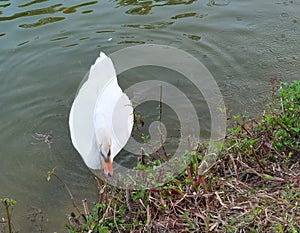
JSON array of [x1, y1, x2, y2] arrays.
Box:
[[69, 52, 133, 170]]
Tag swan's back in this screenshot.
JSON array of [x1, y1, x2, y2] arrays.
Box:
[[69, 52, 133, 169]]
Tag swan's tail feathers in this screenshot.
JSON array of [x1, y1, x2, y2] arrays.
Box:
[[89, 52, 116, 85], [99, 52, 107, 60], [94, 52, 108, 66]]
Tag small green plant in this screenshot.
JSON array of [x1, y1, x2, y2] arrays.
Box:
[[1, 198, 16, 233], [266, 81, 300, 152], [133, 111, 147, 135], [141, 133, 150, 143]]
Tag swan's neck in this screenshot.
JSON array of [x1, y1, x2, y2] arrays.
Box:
[[94, 112, 111, 158]]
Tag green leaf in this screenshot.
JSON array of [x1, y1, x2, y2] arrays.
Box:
[[99, 226, 110, 233], [276, 223, 284, 233]]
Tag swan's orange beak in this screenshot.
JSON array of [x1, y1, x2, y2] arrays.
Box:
[[101, 156, 113, 177]]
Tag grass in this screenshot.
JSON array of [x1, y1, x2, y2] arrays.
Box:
[[1, 80, 299, 232], [61, 80, 299, 232]]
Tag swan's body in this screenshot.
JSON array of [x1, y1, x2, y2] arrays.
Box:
[[69, 52, 133, 176]]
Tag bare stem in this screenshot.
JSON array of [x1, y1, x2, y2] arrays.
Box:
[[2, 199, 12, 233], [159, 84, 162, 122], [158, 126, 168, 158], [82, 199, 90, 216], [126, 187, 132, 212], [250, 145, 266, 172], [53, 173, 81, 215], [48, 169, 82, 217], [157, 84, 168, 159]]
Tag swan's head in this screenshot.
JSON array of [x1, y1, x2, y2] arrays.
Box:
[[100, 143, 113, 177]]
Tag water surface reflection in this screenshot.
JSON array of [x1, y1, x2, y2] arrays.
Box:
[[0, 0, 98, 28], [115, 0, 197, 15]]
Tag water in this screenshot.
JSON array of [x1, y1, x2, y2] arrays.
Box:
[[0, 0, 299, 231]]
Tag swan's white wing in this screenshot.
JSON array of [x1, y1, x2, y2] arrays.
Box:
[[69, 53, 128, 169], [69, 78, 100, 169], [110, 91, 134, 157]]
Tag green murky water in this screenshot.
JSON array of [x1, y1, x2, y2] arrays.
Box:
[[0, 0, 299, 231]]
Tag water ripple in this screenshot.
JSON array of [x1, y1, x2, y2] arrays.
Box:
[[124, 21, 174, 30], [0, 2, 10, 8], [18, 0, 50, 8], [19, 16, 65, 28], [117, 40, 145, 44], [183, 33, 201, 41], [0, 1, 98, 23], [171, 12, 206, 20], [50, 36, 68, 41], [115, 0, 197, 15], [95, 29, 115, 34], [61, 1, 97, 14], [0, 3, 62, 21]]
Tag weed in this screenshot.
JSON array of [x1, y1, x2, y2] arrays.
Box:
[[0, 198, 16, 233]]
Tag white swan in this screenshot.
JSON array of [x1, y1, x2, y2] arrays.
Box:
[[69, 52, 134, 176]]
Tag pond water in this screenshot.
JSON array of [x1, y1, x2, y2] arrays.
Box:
[[0, 0, 299, 232]]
